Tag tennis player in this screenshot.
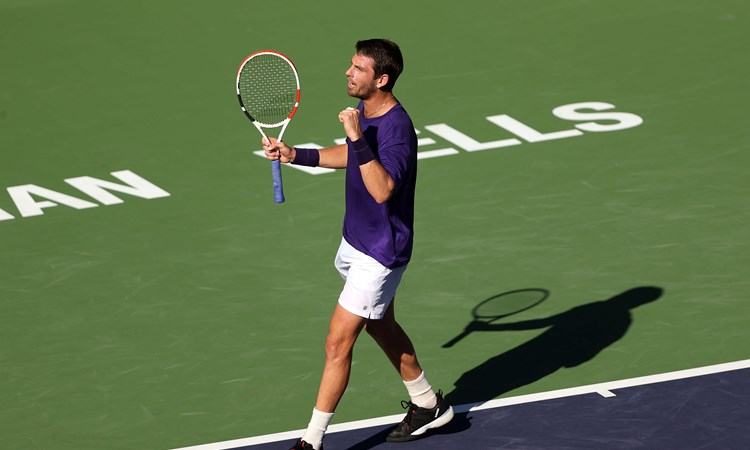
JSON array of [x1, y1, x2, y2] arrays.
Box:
[[263, 39, 454, 450]]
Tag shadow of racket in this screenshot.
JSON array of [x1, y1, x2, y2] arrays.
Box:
[[442, 288, 550, 348]]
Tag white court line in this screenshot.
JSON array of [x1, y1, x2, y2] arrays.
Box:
[[172, 358, 750, 450]]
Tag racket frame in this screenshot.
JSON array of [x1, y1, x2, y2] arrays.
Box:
[[236, 50, 301, 204]]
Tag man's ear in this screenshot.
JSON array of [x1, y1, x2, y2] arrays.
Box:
[[375, 73, 389, 90]]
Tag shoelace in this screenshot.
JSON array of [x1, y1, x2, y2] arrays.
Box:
[[400, 400, 418, 426]]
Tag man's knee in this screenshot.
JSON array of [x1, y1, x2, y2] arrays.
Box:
[[325, 331, 356, 362]]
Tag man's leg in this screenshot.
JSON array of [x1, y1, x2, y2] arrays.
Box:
[[364, 300, 423, 382], [297, 304, 367, 450], [365, 300, 435, 406], [365, 300, 454, 442], [315, 303, 367, 412]]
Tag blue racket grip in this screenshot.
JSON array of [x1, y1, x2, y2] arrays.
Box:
[[271, 159, 285, 204]]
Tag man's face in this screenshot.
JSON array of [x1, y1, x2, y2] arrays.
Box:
[[345, 53, 381, 99]]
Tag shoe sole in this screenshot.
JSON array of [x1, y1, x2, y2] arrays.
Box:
[[386, 405, 455, 442]]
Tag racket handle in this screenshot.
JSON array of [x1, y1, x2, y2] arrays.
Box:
[[271, 160, 285, 203], [442, 329, 472, 348]]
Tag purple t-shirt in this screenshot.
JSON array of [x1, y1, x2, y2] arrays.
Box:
[[342, 101, 418, 269]]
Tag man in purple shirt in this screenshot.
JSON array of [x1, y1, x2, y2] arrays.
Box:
[[263, 39, 453, 450]]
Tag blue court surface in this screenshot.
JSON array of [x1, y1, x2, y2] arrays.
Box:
[[177, 360, 750, 450]]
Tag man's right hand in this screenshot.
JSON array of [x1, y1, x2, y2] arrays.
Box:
[[262, 137, 295, 163]]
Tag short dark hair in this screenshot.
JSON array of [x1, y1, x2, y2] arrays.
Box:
[[355, 39, 403, 91]]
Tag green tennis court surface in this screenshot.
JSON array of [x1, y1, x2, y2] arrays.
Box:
[[1, 1, 748, 449]]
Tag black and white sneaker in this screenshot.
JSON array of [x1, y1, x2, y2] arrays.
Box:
[[386, 390, 454, 442], [289, 439, 321, 450]]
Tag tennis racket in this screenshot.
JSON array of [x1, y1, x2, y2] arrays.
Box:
[[236, 50, 301, 204], [442, 288, 549, 348]]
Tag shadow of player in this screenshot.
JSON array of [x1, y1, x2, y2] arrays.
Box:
[[444, 286, 663, 408]]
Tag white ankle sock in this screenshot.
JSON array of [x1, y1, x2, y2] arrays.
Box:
[[300, 408, 333, 450], [403, 371, 437, 409]]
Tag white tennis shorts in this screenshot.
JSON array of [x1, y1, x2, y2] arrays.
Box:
[[334, 237, 407, 319]]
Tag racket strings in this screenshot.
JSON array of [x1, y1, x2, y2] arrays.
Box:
[[239, 54, 298, 125]]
